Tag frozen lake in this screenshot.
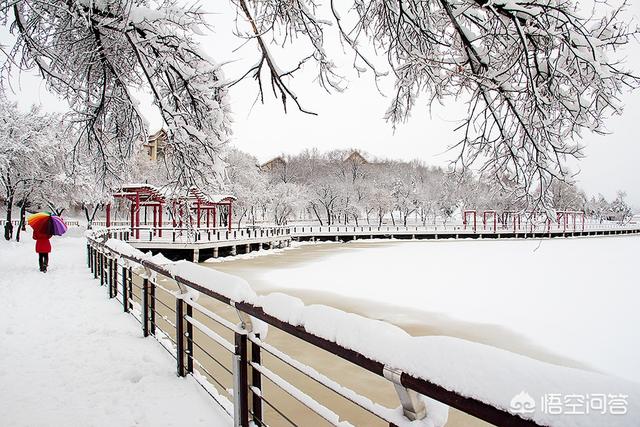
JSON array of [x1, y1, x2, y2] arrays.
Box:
[[206, 235, 640, 383]]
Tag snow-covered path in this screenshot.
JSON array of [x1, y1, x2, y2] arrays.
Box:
[[0, 235, 230, 426]]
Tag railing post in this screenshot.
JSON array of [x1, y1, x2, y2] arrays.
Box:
[[251, 334, 263, 426], [142, 277, 149, 337], [186, 303, 193, 374], [86, 244, 91, 268], [233, 331, 249, 427], [149, 281, 156, 336], [93, 249, 98, 279], [100, 253, 105, 287], [113, 258, 118, 297], [122, 265, 129, 312], [112, 259, 118, 298], [108, 258, 114, 298], [176, 296, 186, 377], [128, 267, 133, 310]]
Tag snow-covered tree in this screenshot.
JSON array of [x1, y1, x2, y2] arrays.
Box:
[[610, 191, 632, 223], [224, 149, 268, 228], [549, 179, 586, 211], [267, 182, 306, 226], [3, 0, 231, 185], [0, 100, 60, 239]]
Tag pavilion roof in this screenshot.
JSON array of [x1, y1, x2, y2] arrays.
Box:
[[188, 187, 236, 205], [113, 184, 235, 206], [113, 184, 167, 203]]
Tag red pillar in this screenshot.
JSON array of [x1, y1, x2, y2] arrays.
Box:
[[106, 203, 111, 228], [213, 206, 217, 228], [206, 208, 210, 229], [152, 204, 157, 235], [130, 203, 134, 234], [158, 204, 163, 237], [172, 202, 177, 228], [493, 214, 496, 232], [135, 191, 140, 239], [197, 201, 201, 228], [228, 203, 232, 231]]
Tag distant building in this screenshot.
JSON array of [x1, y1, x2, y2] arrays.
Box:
[[260, 156, 286, 172], [343, 150, 368, 164], [144, 129, 167, 161]]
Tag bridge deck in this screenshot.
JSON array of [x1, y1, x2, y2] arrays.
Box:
[[115, 224, 640, 262]]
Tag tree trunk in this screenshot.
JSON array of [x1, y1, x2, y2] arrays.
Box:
[[4, 193, 14, 240], [310, 204, 324, 226], [236, 210, 247, 229], [84, 205, 100, 229], [16, 201, 27, 242], [84, 206, 91, 229]]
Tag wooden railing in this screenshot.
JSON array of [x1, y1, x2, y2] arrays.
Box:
[[1, 218, 80, 227], [117, 221, 640, 244], [86, 228, 543, 427]]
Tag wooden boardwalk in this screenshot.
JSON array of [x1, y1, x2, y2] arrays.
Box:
[[113, 223, 640, 262]]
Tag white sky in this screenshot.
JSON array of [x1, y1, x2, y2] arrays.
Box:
[[1, 0, 639, 208]]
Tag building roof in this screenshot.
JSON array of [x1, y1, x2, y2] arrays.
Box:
[[343, 151, 367, 164], [260, 156, 286, 170]]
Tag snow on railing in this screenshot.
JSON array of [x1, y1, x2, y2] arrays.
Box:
[[84, 230, 640, 427]]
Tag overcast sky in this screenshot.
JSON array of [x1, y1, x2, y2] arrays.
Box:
[[2, 0, 639, 208]]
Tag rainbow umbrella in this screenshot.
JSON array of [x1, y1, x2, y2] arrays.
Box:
[[27, 212, 68, 236]]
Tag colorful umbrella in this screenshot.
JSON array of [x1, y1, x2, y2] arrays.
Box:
[[27, 212, 68, 236]]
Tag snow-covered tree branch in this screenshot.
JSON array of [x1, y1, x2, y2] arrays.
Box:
[[2, 0, 231, 185], [230, 0, 638, 206], [1, 0, 637, 205]]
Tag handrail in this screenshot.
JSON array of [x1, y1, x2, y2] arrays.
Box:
[[85, 229, 546, 427]]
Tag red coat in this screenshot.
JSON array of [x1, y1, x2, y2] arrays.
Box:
[[33, 231, 51, 254]]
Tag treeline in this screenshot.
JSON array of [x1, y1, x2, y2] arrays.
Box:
[[223, 148, 634, 227]]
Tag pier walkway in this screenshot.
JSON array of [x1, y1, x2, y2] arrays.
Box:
[[100, 221, 640, 262]]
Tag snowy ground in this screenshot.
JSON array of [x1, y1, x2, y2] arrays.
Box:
[[213, 236, 640, 384], [0, 233, 230, 426]]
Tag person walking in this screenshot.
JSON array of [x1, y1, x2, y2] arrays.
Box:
[[28, 211, 68, 272], [33, 230, 51, 272]]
